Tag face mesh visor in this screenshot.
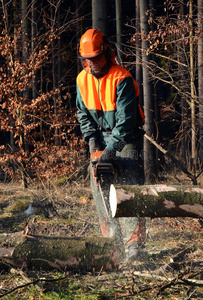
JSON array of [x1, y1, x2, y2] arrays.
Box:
[[80, 56, 107, 75], [80, 59, 92, 74]]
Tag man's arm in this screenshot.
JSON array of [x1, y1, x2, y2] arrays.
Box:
[[76, 85, 98, 143], [106, 76, 139, 151]]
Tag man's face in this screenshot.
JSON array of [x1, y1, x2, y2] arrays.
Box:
[[85, 54, 107, 74]]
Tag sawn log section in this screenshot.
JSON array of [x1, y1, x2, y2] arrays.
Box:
[[110, 184, 203, 218]]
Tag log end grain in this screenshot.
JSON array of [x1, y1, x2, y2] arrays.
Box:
[[110, 184, 117, 218]]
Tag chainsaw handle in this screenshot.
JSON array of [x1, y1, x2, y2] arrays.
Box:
[[91, 150, 103, 164], [91, 158, 99, 165]]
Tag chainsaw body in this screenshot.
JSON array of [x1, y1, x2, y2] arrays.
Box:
[[91, 150, 114, 216], [91, 150, 114, 189]]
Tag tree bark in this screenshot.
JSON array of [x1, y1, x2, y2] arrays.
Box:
[[0, 233, 121, 271], [110, 184, 203, 218]]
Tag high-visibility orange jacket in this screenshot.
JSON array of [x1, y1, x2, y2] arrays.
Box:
[[76, 63, 144, 151]]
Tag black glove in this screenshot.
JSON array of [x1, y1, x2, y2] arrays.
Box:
[[98, 148, 116, 163], [89, 139, 101, 154]]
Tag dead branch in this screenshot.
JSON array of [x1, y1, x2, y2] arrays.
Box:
[[133, 271, 203, 286], [131, 270, 203, 298], [144, 134, 198, 185]]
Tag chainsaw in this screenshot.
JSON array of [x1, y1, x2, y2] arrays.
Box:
[[91, 150, 114, 216]]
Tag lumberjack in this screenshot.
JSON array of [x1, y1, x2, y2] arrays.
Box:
[[76, 28, 146, 261]]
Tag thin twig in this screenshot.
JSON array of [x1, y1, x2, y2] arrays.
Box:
[[0, 273, 69, 298]]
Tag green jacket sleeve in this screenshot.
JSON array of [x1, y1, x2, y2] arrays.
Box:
[[76, 85, 98, 143], [106, 76, 139, 151]]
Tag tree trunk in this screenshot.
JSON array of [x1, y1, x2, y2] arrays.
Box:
[[149, 0, 160, 166], [21, 0, 29, 187], [179, 2, 188, 163], [21, 0, 28, 63], [0, 233, 121, 271], [198, 0, 203, 163], [140, 0, 156, 184], [189, 0, 197, 172], [110, 184, 203, 218], [57, 4, 62, 146], [10, 0, 19, 152], [50, 1, 58, 146], [92, 0, 108, 35], [115, 0, 123, 64], [135, 0, 143, 107], [31, 0, 37, 101]]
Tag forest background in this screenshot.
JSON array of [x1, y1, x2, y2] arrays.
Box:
[[0, 0, 202, 187]]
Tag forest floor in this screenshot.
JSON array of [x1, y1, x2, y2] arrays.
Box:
[[0, 175, 202, 299]]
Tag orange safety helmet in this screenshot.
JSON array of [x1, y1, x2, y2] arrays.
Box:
[[78, 28, 108, 59]]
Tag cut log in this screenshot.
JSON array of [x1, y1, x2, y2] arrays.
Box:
[[0, 233, 122, 271], [110, 184, 203, 218]]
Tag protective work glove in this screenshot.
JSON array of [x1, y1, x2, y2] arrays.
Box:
[[89, 139, 101, 154], [98, 148, 116, 163]]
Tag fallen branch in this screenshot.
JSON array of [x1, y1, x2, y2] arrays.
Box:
[[132, 271, 203, 286]]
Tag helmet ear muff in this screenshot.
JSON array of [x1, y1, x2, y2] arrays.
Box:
[[105, 45, 112, 59], [102, 36, 112, 60], [77, 39, 80, 57], [103, 38, 113, 61], [102, 35, 109, 46]]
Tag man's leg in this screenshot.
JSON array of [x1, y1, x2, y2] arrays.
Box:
[[124, 217, 146, 260], [90, 165, 126, 258], [116, 135, 146, 260]]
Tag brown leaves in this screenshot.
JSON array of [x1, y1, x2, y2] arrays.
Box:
[[0, 23, 86, 186]]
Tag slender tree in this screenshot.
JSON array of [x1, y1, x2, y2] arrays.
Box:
[[198, 0, 203, 163], [135, 0, 143, 107], [21, 0, 30, 166], [115, 0, 123, 64], [57, 3, 62, 146], [178, 2, 188, 162], [31, 0, 37, 101], [189, 0, 197, 172], [140, 0, 156, 183]]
